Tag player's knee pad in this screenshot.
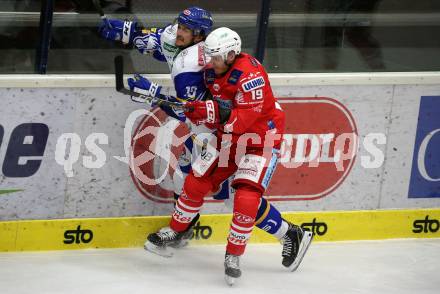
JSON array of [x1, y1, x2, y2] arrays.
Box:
[[183, 172, 213, 202], [233, 185, 261, 221]]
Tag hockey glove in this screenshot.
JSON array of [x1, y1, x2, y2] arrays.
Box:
[[184, 100, 221, 125], [98, 19, 136, 44], [127, 74, 162, 107], [133, 33, 161, 55]]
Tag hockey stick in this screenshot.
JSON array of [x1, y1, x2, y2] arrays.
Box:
[[92, 0, 112, 28], [114, 55, 189, 110]]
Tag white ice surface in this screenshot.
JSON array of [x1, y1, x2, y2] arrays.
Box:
[[0, 239, 439, 294]]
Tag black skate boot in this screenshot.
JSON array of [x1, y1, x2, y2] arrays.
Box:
[[144, 227, 185, 258], [169, 213, 200, 249], [224, 253, 241, 286], [281, 220, 313, 271]]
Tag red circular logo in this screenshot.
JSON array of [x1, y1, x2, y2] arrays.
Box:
[[130, 97, 358, 203]]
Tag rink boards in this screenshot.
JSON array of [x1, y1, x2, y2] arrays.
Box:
[[1, 77, 440, 220], [0, 73, 440, 252], [1, 208, 439, 252]]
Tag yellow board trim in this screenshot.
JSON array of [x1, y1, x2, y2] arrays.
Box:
[[1, 208, 439, 252]]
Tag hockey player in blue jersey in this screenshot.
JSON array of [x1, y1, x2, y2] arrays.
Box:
[[100, 7, 215, 199], [99, 7, 311, 270]]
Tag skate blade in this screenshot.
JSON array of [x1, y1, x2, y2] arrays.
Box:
[[169, 239, 189, 249], [144, 241, 174, 258], [224, 275, 236, 286], [289, 231, 313, 272]]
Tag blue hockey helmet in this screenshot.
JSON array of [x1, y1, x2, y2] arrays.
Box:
[[177, 7, 213, 36]]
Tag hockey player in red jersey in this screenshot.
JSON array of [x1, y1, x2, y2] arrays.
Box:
[[145, 27, 313, 286]]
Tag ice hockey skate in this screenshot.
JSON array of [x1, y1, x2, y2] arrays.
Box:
[[168, 213, 199, 249], [281, 221, 313, 272], [166, 228, 191, 249], [144, 227, 185, 258], [224, 253, 241, 286]]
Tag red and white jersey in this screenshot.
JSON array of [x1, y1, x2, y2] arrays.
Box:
[[205, 53, 285, 148]]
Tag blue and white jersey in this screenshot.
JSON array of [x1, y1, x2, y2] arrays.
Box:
[[133, 24, 207, 122], [133, 23, 230, 200]]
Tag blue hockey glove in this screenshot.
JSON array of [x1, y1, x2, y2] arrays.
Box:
[[133, 33, 161, 55], [127, 74, 162, 106], [98, 19, 136, 44]]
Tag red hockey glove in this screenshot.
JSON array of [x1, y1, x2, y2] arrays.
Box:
[[184, 100, 220, 125]]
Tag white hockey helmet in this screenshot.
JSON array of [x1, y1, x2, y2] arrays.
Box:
[[204, 27, 241, 61]]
